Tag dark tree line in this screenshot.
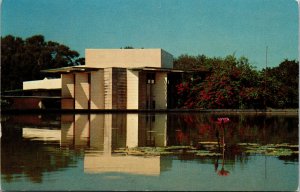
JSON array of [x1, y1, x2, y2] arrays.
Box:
[[263, 60, 299, 108], [1, 35, 84, 92]]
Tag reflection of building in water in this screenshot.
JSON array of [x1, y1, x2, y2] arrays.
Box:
[[61, 114, 167, 149], [60, 113, 167, 175], [1, 117, 77, 183], [18, 115, 61, 143], [84, 154, 161, 176], [61, 114, 128, 151], [18, 114, 169, 175], [126, 114, 139, 148], [138, 114, 167, 147], [22, 128, 61, 143], [61, 114, 75, 146]]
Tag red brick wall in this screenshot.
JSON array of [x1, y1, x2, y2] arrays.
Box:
[[10, 98, 42, 109]]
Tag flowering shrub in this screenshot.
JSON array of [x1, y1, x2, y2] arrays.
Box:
[[175, 55, 271, 109]]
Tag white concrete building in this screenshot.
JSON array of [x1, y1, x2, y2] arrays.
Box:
[[23, 78, 61, 91], [43, 48, 203, 110]]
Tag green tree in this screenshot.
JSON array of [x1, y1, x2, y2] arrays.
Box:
[[264, 60, 299, 108], [121, 46, 134, 49], [174, 54, 217, 70], [236, 57, 264, 108], [1, 35, 85, 91]]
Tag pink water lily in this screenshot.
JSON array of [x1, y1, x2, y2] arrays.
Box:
[[217, 117, 230, 124], [218, 167, 230, 176]]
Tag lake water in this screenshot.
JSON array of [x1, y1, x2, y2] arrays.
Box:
[[1, 113, 299, 191]]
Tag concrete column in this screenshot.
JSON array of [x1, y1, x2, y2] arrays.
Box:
[[75, 73, 89, 109], [153, 72, 168, 109], [90, 70, 104, 109], [127, 70, 139, 109], [104, 68, 113, 109], [61, 74, 75, 109]]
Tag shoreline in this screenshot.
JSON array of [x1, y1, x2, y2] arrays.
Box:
[[1, 108, 298, 115]]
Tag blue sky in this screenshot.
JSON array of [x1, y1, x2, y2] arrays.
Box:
[[1, 0, 298, 69]]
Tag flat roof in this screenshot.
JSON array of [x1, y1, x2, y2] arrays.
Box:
[[1, 95, 62, 99], [41, 66, 100, 73], [1, 88, 61, 94], [42, 66, 209, 74], [2, 88, 60, 93], [129, 67, 208, 73]]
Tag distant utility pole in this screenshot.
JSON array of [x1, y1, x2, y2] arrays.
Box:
[[296, 0, 300, 87], [266, 46, 268, 69], [264, 46, 268, 109], [296, 0, 300, 61]]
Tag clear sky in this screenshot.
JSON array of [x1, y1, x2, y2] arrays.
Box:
[[1, 0, 298, 69]]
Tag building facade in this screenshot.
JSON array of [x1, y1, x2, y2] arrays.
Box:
[[44, 48, 195, 110], [2, 78, 61, 109], [40, 48, 209, 110]]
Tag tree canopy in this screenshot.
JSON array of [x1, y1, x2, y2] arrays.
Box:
[[174, 54, 298, 109], [263, 59, 299, 108], [1, 35, 84, 91]]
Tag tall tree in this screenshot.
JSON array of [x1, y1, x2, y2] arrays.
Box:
[[1, 35, 85, 91]]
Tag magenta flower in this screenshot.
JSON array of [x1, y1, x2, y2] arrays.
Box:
[[217, 117, 230, 124], [218, 167, 230, 176]]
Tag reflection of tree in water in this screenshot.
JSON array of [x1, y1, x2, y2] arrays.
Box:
[[167, 113, 298, 163], [170, 113, 298, 145], [1, 126, 82, 183]]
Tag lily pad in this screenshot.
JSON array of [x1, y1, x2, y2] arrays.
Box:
[[288, 145, 299, 148], [245, 145, 295, 157], [265, 148, 293, 156], [195, 150, 222, 156], [245, 149, 266, 154], [199, 141, 218, 145], [274, 143, 290, 147], [237, 143, 260, 146], [186, 150, 200, 153], [165, 146, 193, 150]]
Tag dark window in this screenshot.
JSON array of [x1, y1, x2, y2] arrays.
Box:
[[146, 73, 155, 84], [152, 100, 156, 109], [88, 73, 91, 84], [152, 114, 155, 122]]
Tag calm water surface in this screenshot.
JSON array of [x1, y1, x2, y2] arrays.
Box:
[[1, 113, 298, 191]]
